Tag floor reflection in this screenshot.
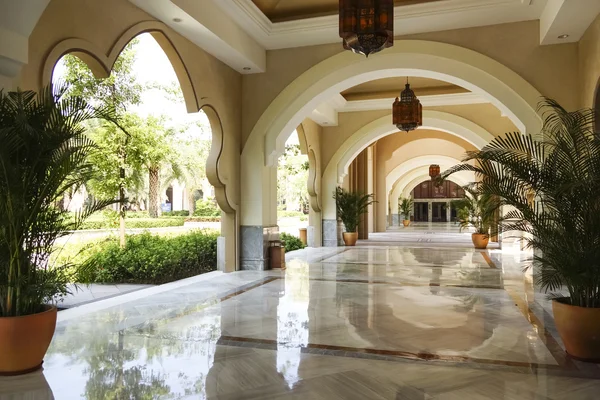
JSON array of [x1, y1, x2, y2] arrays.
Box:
[[277, 260, 310, 389], [4, 245, 599, 399], [43, 304, 222, 398]]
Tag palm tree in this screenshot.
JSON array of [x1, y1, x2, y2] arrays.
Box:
[[0, 84, 118, 317], [441, 99, 600, 308], [398, 197, 413, 222], [451, 185, 499, 236], [333, 187, 376, 233]]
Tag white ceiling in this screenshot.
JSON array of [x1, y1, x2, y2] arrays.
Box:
[[128, 0, 600, 75]]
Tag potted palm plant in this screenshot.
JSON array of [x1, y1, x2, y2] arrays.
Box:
[[333, 187, 375, 246], [451, 185, 499, 249], [0, 85, 117, 375], [441, 99, 600, 361], [398, 197, 413, 227]]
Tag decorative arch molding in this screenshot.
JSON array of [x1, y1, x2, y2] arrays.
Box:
[[320, 111, 491, 206], [41, 21, 236, 217], [246, 40, 543, 166], [295, 123, 321, 212], [594, 77, 600, 132], [386, 155, 466, 191], [337, 111, 491, 181], [388, 168, 474, 214], [42, 21, 199, 113], [204, 105, 236, 214]]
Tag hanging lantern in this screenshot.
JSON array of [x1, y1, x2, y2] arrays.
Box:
[[339, 0, 394, 57], [429, 164, 440, 180], [393, 81, 423, 132]]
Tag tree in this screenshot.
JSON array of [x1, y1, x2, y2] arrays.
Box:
[[60, 39, 144, 246], [277, 144, 309, 212], [129, 115, 181, 218]]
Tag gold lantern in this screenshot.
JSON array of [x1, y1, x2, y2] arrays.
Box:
[[429, 164, 440, 180], [339, 0, 394, 57], [393, 80, 423, 132]]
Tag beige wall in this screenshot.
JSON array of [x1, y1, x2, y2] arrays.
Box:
[[243, 20, 580, 149], [579, 14, 600, 110]]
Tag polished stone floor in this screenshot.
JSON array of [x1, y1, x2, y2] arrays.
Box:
[[2, 244, 600, 399]]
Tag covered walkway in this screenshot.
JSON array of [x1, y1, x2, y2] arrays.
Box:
[[3, 245, 598, 398]]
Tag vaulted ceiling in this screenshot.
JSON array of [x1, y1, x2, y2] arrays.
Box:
[[251, 0, 441, 22]]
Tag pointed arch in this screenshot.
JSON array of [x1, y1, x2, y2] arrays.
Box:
[[42, 21, 199, 113]]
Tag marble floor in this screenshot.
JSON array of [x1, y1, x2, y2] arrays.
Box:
[[2, 245, 600, 399]]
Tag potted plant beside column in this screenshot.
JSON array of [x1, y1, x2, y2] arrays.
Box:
[[442, 99, 600, 361], [399, 197, 413, 227], [451, 186, 499, 249], [0, 85, 117, 375], [333, 187, 375, 246]]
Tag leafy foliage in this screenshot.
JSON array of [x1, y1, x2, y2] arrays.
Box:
[[278, 144, 309, 212], [0, 85, 119, 317], [450, 185, 500, 235], [74, 231, 218, 284], [398, 197, 413, 220], [333, 187, 376, 233], [193, 198, 221, 217], [280, 233, 306, 252], [441, 99, 600, 307]]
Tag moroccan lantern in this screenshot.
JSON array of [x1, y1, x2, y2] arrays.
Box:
[[393, 80, 423, 132], [339, 0, 394, 57], [429, 164, 440, 180]]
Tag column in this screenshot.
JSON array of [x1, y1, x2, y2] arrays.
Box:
[[446, 201, 452, 222], [240, 141, 279, 270], [428, 201, 433, 223]]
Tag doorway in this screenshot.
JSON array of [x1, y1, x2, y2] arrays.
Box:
[[414, 202, 428, 222], [432, 202, 447, 222]]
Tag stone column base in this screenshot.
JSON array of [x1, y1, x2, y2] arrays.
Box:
[[240, 225, 279, 270]]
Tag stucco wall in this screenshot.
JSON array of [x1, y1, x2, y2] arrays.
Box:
[[242, 20, 580, 148], [579, 14, 600, 109]]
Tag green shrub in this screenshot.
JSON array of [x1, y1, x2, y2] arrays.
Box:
[[280, 232, 306, 253], [162, 210, 190, 217], [79, 217, 186, 230], [193, 198, 221, 217], [76, 231, 218, 284], [185, 216, 221, 223], [278, 210, 306, 218]]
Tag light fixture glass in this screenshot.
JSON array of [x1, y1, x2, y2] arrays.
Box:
[[339, 0, 394, 57], [393, 79, 423, 132]]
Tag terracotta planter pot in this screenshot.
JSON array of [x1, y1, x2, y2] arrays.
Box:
[[553, 299, 600, 361], [342, 232, 358, 246], [402, 220, 410, 227], [0, 306, 57, 376], [471, 233, 489, 249], [298, 228, 307, 245]]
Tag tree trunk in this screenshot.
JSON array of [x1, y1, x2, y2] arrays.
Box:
[[187, 188, 195, 216], [148, 167, 160, 218]]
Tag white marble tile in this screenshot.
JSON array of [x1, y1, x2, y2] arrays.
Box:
[[2, 243, 599, 399]]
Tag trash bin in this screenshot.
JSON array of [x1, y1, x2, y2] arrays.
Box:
[[269, 240, 285, 269], [298, 228, 307, 245]]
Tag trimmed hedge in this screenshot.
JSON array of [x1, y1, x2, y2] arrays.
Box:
[[79, 217, 186, 230], [76, 231, 218, 284], [280, 232, 306, 252], [185, 216, 221, 223]]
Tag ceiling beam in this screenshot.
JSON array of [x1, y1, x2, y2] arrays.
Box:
[[129, 0, 266, 74], [540, 0, 600, 45]]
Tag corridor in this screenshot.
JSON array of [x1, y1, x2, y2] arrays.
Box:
[[3, 245, 599, 399]]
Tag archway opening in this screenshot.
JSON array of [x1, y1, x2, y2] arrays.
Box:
[[277, 130, 309, 245], [51, 32, 222, 283]]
